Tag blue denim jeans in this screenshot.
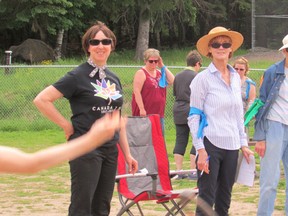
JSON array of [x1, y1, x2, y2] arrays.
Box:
[[257, 120, 288, 216]]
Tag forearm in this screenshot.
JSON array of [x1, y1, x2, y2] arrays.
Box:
[[0, 111, 121, 174], [0, 131, 106, 174], [188, 115, 204, 150], [236, 106, 248, 146], [134, 92, 145, 110], [27, 131, 107, 172], [163, 67, 174, 85], [34, 98, 70, 129], [247, 86, 256, 108]]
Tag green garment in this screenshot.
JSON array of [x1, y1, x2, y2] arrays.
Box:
[[244, 98, 264, 126]]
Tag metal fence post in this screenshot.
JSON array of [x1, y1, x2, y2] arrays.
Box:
[[4, 50, 12, 74]]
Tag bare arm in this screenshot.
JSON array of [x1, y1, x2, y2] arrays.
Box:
[[0, 111, 121, 174], [118, 117, 138, 174], [133, 70, 146, 116], [248, 84, 257, 107], [33, 85, 73, 140]]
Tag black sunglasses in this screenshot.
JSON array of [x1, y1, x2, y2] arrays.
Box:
[[89, 39, 112, 46], [148, 60, 159, 64], [211, 42, 232, 49]]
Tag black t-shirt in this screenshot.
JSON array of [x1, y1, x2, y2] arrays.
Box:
[[53, 62, 123, 148], [173, 69, 197, 125]]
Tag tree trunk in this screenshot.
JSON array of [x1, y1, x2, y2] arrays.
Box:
[[54, 29, 65, 60], [155, 31, 161, 49], [134, 4, 150, 61], [168, 11, 178, 49], [180, 21, 186, 43], [61, 30, 68, 57], [31, 19, 47, 42]]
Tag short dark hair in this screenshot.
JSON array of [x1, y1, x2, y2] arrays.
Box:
[[186, 50, 202, 67], [82, 21, 117, 56]]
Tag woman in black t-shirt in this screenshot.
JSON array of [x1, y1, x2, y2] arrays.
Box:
[[34, 21, 138, 216]]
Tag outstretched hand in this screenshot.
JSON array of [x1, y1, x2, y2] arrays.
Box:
[[88, 110, 121, 142]]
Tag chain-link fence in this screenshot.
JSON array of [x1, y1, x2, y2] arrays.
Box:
[[0, 65, 265, 132], [252, 0, 288, 50]]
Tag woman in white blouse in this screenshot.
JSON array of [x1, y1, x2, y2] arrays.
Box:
[[188, 26, 254, 216]]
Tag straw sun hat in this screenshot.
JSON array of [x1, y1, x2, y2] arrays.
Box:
[[196, 26, 244, 57]]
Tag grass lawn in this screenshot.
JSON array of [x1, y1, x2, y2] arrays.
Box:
[[0, 128, 286, 215], [0, 48, 286, 215]]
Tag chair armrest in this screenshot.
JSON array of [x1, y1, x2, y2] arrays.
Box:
[[115, 172, 159, 197], [115, 173, 148, 180], [170, 169, 197, 175]]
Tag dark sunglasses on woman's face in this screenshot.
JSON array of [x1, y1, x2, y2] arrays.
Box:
[[148, 60, 159, 64], [89, 39, 112, 46], [210, 42, 232, 49]]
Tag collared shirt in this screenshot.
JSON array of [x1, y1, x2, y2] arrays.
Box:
[[267, 68, 288, 125], [188, 62, 248, 151]]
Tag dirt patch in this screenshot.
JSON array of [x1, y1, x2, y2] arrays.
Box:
[[232, 47, 284, 62], [0, 172, 285, 216]]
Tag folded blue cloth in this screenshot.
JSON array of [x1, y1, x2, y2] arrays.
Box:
[[189, 107, 208, 138], [159, 66, 168, 88]]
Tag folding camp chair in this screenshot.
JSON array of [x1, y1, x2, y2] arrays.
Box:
[[116, 115, 198, 216]]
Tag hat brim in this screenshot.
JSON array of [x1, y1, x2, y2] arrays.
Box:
[[279, 44, 288, 51], [196, 31, 244, 56]]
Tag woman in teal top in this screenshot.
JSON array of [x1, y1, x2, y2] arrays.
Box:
[[233, 57, 256, 112], [233, 57, 256, 141]]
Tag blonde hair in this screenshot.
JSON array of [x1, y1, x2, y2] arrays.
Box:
[[233, 57, 250, 75], [143, 48, 160, 61]]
